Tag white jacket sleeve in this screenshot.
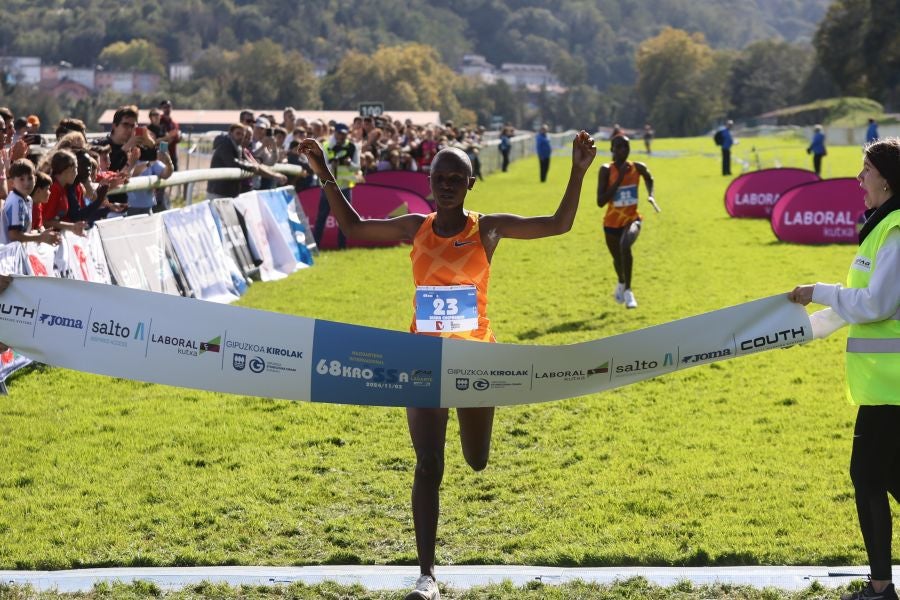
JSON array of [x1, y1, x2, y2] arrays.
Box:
[[809, 308, 847, 339], [812, 229, 900, 324]]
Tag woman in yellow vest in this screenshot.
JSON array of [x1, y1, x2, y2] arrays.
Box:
[[597, 135, 656, 309], [789, 138, 900, 600], [300, 132, 596, 600]]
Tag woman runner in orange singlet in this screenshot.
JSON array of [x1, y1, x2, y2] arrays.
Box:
[[299, 131, 596, 600], [597, 135, 655, 309]]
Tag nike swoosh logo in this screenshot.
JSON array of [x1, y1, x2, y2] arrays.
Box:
[[454, 240, 475, 247]]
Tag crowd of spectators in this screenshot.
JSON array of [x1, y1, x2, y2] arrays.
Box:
[[209, 108, 496, 197], [0, 102, 510, 250], [0, 102, 180, 247]]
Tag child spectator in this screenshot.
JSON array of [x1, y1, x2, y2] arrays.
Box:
[[30, 172, 52, 230], [54, 118, 87, 141], [72, 149, 119, 224], [41, 150, 87, 236], [0, 159, 60, 245]]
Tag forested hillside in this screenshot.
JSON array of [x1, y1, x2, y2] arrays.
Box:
[[1, 0, 894, 135], [0, 0, 830, 90]]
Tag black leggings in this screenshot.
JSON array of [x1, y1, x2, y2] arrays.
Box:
[[604, 220, 642, 289], [850, 405, 900, 580]]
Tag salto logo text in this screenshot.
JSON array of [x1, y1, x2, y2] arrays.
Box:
[[91, 319, 146, 340], [614, 353, 673, 374]]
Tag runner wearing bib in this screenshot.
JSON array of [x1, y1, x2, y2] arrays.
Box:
[[597, 135, 655, 309], [299, 132, 596, 600]]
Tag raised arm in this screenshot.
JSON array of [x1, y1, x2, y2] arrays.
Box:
[[479, 131, 596, 241], [299, 139, 424, 242]]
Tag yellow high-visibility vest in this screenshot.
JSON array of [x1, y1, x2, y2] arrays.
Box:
[[322, 140, 357, 189], [844, 209, 900, 405]]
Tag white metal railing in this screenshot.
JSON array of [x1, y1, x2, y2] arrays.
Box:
[[104, 131, 579, 201]]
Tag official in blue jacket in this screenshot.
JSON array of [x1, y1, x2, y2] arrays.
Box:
[[807, 124, 827, 176], [536, 124, 552, 183], [866, 118, 879, 144], [718, 120, 735, 176]]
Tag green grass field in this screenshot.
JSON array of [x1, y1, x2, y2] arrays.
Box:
[[1, 133, 894, 586]]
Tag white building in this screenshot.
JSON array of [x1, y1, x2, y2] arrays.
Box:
[[459, 54, 496, 83], [0, 56, 41, 85], [458, 55, 562, 91], [61, 68, 96, 88], [169, 62, 193, 82], [496, 63, 559, 88]]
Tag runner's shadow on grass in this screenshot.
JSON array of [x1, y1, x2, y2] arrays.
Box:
[[517, 313, 612, 341]]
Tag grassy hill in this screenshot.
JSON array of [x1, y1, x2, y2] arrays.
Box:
[[759, 97, 896, 126]]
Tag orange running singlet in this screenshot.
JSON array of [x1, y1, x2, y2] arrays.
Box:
[[409, 211, 495, 342], [603, 161, 643, 229]]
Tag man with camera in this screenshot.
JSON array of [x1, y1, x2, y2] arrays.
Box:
[[207, 123, 286, 200], [128, 136, 174, 216], [92, 105, 143, 207], [251, 117, 281, 190]]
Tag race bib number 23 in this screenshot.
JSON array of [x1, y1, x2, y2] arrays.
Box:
[[415, 285, 479, 333]]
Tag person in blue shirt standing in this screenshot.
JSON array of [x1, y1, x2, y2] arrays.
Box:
[[498, 125, 511, 172], [807, 124, 827, 176], [536, 124, 552, 183], [866, 118, 879, 144], [717, 120, 735, 176]]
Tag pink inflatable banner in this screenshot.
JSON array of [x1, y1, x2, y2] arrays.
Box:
[[770, 178, 866, 244], [363, 171, 432, 201], [298, 184, 432, 250], [725, 168, 820, 218]]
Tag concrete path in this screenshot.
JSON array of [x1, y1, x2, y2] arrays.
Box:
[[2, 565, 896, 593]]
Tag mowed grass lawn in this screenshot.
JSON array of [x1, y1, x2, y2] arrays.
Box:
[[1, 134, 892, 571]]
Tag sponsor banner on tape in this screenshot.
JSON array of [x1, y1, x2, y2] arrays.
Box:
[[4, 276, 313, 399], [311, 320, 442, 408], [0, 277, 812, 408]]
